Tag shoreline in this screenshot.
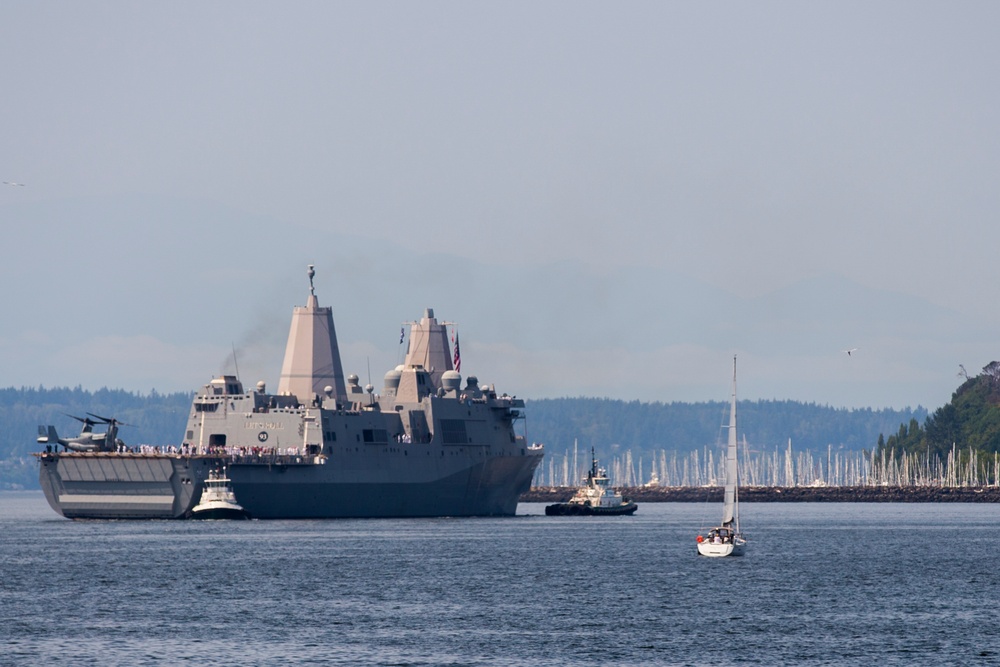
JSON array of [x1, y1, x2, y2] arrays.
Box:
[[522, 485, 1000, 503]]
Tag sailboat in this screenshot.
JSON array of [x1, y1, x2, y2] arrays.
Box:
[[696, 355, 747, 557]]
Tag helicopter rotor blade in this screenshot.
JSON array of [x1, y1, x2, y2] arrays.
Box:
[[63, 413, 97, 426], [86, 412, 130, 427]]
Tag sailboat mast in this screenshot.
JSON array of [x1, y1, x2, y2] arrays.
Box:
[[722, 355, 739, 529]]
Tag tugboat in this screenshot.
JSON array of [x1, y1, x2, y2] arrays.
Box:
[[190, 467, 250, 520], [545, 449, 637, 516]]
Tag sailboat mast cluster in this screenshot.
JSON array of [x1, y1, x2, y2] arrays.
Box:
[[534, 442, 1000, 489]]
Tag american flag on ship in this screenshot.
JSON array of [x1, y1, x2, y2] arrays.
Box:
[[399, 327, 405, 344], [452, 330, 461, 373]]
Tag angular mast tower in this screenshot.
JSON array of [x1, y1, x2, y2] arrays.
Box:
[[277, 265, 348, 404], [403, 308, 454, 390]]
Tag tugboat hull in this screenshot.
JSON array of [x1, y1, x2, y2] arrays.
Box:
[[190, 505, 250, 520], [544, 501, 638, 516]]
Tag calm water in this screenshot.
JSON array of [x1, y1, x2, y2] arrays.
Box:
[[1, 491, 998, 666]]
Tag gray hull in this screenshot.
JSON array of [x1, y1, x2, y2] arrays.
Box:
[[38, 449, 542, 519], [234, 458, 537, 518], [39, 454, 212, 519]]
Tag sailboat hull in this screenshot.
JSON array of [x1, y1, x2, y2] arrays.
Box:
[[696, 540, 745, 557]]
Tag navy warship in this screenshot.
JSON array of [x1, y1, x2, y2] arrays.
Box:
[[35, 266, 544, 519]]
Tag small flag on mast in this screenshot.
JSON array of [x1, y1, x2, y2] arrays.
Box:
[[399, 327, 405, 345], [452, 330, 461, 373]]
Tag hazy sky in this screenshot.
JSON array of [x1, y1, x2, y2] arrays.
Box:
[[3, 2, 999, 410]]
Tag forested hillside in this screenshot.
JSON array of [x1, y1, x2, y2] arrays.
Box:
[[1, 386, 926, 489], [0, 386, 192, 489], [878, 361, 1000, 458]]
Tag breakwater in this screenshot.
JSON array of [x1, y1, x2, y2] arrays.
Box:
[[522, 486, 1000, 503]]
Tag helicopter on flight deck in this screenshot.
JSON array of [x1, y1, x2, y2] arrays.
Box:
[[37, 413, 128, 452]]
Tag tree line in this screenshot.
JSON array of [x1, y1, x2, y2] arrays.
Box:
[[0, 385, 930, 490], [878, 361, 1000, 461], [525, 397, 925, 476], [0, 386, 192, 489]]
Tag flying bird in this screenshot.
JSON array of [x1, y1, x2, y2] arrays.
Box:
[[3, 181, 25, 186], [844, 348, 858, 357]]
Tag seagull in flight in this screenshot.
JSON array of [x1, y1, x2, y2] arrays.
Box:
[[844, 348, 859, 357], [3, 181, 25, 186]]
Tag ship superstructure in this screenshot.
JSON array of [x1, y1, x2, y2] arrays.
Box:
[[36, 267, 543, 519]]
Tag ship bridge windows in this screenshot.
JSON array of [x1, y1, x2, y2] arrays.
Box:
[[195, 402, 219, 413], [362, 429, 388, 444], [209, 375, 244, 395]]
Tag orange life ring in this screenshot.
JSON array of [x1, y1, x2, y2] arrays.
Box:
[[696, 535, 704, 543]]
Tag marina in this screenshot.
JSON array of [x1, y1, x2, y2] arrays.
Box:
[[525, 485, 1000, 503], [534, 441, 1000, 490]]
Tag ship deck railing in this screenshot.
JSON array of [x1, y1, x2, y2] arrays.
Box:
[[34, 450, 323, 466]]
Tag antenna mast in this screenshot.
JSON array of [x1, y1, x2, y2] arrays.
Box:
[[231, 343, 241, 381]]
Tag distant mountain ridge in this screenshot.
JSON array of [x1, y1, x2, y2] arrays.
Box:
[[0, 385, 924, 489], [2, 193, 993, 408]]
